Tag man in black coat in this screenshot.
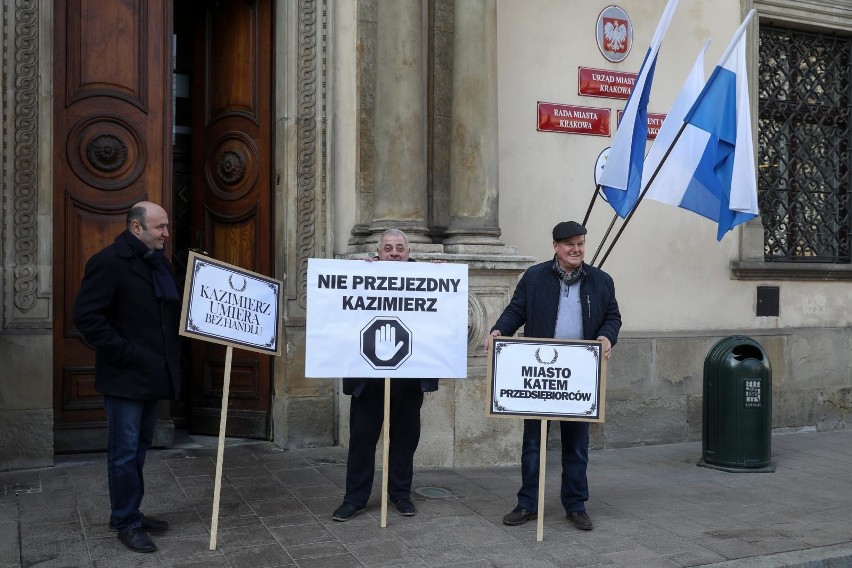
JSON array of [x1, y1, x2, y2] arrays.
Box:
[[487, 221, 621, 531], [332, 229, 438, 522], [73, 201, 181, 553]]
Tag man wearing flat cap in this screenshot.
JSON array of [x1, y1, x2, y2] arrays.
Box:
[[487, 220, 621, 531]]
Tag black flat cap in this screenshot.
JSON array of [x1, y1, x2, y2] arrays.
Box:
[[552, 221, 587, 241]]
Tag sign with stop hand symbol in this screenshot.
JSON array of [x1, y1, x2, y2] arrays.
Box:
[[305, 258, 468, 378], [361, 317, 412, 370]]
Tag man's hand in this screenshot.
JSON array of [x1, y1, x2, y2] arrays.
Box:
[[375, 323, 404, 361], [484, 330, 501, 352], [597, 336, 612, 359]]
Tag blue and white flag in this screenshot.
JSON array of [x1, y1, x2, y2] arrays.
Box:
[[643, 40, 710, 202], [650, 11, 758, 240], [599, 0, 680, 218]]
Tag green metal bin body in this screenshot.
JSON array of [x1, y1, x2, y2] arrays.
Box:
[[702, 336, 772, 469]]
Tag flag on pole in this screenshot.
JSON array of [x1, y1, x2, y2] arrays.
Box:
[[599, 0, 680, 218], [647, 11, 758, 240], [642, 40, 711, 203]]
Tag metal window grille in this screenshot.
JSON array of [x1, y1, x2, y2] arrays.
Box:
[[758, 25, 851, 263]]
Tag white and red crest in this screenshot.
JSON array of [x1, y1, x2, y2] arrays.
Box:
[[596, 6, 633, 63]]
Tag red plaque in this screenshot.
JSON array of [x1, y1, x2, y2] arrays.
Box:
[[615, 110, 667, 140], [537, 103, 611, 136], [578, 67, 637, 100]]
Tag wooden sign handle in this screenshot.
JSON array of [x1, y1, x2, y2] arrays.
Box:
[[209, 345, 234, 550]]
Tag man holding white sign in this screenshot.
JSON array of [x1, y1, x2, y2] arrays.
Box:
[[487, 221, 621, 531], [332, 229, 439, 522]]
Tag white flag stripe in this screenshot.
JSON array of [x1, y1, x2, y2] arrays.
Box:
[[644, 40, 710, 204], [729, 29, 758, 215], [718, 10, 755, 71], [597, 0, 681, 192]]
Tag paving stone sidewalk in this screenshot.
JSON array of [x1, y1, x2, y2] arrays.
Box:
[[2, 429, 852, 568]]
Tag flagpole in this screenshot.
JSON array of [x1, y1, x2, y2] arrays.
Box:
[[590, 213, 619, 266], [581, 185, 601, 227], [596, 122, 689, 269]]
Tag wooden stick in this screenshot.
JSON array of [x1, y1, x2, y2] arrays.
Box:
[[537, 419, 547, 542], [380, 377, 391, 528], [209, 345, 233, 550]]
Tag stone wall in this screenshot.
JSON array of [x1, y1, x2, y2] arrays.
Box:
[[339, 326, 852, 467]]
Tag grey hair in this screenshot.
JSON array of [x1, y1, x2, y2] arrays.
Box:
[[379, 228, 410, 248]]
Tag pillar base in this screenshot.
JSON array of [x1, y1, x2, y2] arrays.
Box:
[[444, 243, 517, 255], [369, 220, 433, 244]]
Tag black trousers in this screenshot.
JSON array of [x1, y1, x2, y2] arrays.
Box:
[[343, 379, 424, 507]]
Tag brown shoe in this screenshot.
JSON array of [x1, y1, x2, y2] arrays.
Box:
[[502, 507, 537, 526], [567, 510, 593, 530]]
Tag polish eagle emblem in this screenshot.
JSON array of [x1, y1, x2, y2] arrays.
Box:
[[604, 20, 628, 53]]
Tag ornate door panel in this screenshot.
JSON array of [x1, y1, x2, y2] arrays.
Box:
[[52, 0, 172, 451], [188, 0, 273, 438]]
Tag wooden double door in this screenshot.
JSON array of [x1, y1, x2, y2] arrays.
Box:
[[53, 0, 275, 451]]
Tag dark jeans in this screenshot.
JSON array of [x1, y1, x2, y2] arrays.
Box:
[[104, 396, 159, 532], [517, 419, 589, 514], [343, 379, 424, 508]]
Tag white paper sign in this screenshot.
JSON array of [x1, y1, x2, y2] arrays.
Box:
[[180, 252, 283, 355], [306, 258, 468, 378], [487, 337, 606, 421]]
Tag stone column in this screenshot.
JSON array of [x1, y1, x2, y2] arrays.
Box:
[[443, 0, 503, 253], [370, 0, 431, 244]]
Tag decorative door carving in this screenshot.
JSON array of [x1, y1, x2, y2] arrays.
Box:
[[52, 0, 172, 451]]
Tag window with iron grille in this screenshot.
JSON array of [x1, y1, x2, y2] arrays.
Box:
[[758, 25, 851, 263]]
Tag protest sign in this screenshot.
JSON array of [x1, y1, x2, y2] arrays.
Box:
[[486, 336, 606, 422], [305, 258, 468, 379], [178, 252, 283, 549], [179, 252, 282, 355]]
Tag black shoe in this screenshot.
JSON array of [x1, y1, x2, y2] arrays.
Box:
[[110, 515, 169, 532], [567, 510, 593, 531], [502, 507, 537, 526], [394, 499, 416, 516], [332, 502, 365, 522], [117, 528, 156, 553]]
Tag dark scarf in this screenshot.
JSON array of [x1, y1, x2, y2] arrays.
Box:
[[552, 255, 585, 287], [123, 230, 180, 301]]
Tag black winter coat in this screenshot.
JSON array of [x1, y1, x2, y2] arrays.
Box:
[[492, 260, 621, 344], [73, 231, 181, 400]]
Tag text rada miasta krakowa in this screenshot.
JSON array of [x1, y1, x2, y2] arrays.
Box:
[[316, 273, 462, 312]]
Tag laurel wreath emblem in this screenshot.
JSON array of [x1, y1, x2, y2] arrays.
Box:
[[228, 274, 247, 292], [534, 347, 558, 365]]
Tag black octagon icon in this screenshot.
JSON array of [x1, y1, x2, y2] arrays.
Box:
[[360, 317, 412, 370]]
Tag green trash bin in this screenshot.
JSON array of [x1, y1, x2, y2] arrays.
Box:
[[699, 336, 775, 472]]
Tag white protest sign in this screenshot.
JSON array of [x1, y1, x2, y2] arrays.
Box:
[[179, 252, 283, 355], [306, 258, 468, 378], [487, 337, 606, 421]]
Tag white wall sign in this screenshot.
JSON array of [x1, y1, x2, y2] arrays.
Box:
[[179, 252, 283, 355], [306, 258, 469, 378], [487, 337, 607, 421]]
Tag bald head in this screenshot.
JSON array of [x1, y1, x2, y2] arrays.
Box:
[[127, 201, 170, 251]]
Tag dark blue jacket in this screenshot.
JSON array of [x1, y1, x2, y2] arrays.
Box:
[[492, 260, 621, 344]]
